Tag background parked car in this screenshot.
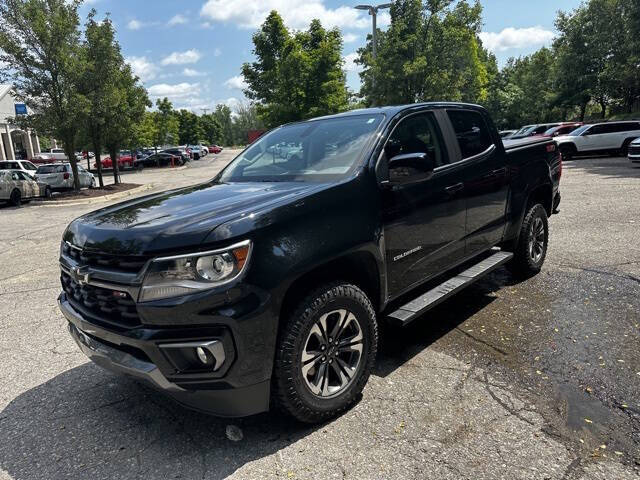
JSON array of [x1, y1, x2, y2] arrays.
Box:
[[35, 163, 95, 191], [0, 169, 51, 205], [499, 130, 516, 138], [32, 148, 67, 163], [188, 145, 204, 159], [0, 160, 39, 178], [134, 152, 182, 168], [94, 153, 135, 170], [555, 121, 640, 159], [208, 145, 223, 153], [628, 137, 640, 164], [542, 122, 583, 137], [161, 147, 191, 163], [509, 123, 561, 139]]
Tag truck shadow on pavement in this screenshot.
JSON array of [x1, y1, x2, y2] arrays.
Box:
[[0, 272, 515, 480]]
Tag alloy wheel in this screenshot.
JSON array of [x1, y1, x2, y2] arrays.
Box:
[[301, 309, 364, 398], [528, 216, 545, 263]]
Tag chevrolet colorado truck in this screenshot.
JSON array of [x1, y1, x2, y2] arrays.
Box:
[[58, 103, 561, 423]]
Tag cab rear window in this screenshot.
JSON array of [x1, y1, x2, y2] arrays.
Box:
[[36, 165, 67, 174]]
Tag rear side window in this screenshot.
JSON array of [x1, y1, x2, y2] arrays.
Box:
[[36, 165, 66, 174], [446, 110, 493, 159]]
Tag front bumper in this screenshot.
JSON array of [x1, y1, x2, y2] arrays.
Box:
[[59, 292, 271, 417], [629, 153, 640, 163]]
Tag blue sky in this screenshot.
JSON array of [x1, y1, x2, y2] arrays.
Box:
[[80, 0, 583, 112]]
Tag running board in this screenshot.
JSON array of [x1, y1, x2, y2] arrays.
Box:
[[386, 250, 514, 327]]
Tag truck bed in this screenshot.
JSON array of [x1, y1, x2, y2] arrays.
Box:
[[502, 136, 553, 151]]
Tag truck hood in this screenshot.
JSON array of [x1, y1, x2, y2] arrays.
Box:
[[63, 181, 327, 255]]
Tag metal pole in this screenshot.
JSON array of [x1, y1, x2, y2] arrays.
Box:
[[372, 8, 377, 60]]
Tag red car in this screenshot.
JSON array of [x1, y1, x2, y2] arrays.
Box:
[[208, 145, 223, 154], [542, 122, 584, 137], [94, 155, 134, 169]]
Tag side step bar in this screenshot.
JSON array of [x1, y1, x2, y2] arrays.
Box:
[[386, 250, 514, 327]]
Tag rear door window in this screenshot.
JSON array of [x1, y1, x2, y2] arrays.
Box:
[[446, 110, 493, 159]]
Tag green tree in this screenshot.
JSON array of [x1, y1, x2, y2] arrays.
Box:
[[242, 11, 348, 127], [103, 64, 150, 183], [199, 113, 223, 145], [80, 10, 121, 188], [0, 0, 87, 190], [356, 0, 491, 107], [153, 97, 179, 149], [213, 104, 234, 145], [230, 102, 264, 145], [132, 111, 158, 150], [176, 109, 204, 145]]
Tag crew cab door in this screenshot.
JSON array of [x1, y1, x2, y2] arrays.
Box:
[[379, 110, 467, 298], [443, 109, 509, 255]]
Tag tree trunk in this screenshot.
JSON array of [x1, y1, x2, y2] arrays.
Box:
[[579, 102, 587, 122], [92, 137, 104, 188], [63, 139, 80, 192], [110, 147, 120, 184], [599, 99, 607, 119]]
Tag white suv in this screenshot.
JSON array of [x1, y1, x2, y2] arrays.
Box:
[[554, 121, 640, 159]]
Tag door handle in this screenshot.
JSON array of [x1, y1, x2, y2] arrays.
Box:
[[445, 182, 464, 195], [483, 167, 507, 179]]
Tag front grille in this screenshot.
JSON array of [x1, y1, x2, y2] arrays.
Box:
[[62, 242, 148, 272], [61, 271, 141, 328], [629, 145, 640, 156]]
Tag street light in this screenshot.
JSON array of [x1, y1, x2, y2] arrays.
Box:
[[355, 3, 392, 60]]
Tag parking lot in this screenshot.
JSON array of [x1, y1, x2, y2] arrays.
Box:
[[0, 152, 638, 479]]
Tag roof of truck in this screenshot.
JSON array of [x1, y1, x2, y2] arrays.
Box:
[[309, 102, 485, 121]]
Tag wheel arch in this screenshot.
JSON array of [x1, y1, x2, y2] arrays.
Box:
[[278, 250, 383, 330]]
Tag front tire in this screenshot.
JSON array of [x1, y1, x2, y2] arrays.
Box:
[[509, 203, 549, 277], [273, 282, 378, 423], [9, 189, 21, 207], [44, 186, 52, 198]]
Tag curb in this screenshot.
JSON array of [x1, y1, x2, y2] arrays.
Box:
[[33, 183, 155, 207]]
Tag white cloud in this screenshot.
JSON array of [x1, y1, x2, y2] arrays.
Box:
[[148, 82, 201, 99], [168, 14, 187, 26], [127, 19, 143, 30], [343, 33, 359, 43], [224, 75, 247, 90], [343, 52, 361, 73], [126, 56, 159, 82], [183, 68, 205, 77], [200, 0, 372, 30], [479, 26, 556, 52], [161, 49, 202, 65]]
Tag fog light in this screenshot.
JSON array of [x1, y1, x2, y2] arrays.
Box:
[[196, 346, 210, 365]]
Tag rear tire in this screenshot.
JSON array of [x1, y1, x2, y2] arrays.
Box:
[[9, 189, 21, 207], [559, 144, 575, 161], [620, 139, 633, 157], [273, 282, 378, 423], [508, 203, 549, 278]]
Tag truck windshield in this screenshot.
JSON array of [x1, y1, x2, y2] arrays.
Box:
[[218, 114, 384, 183]]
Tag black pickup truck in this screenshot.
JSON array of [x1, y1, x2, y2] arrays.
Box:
[[58, 103, 561, 423]]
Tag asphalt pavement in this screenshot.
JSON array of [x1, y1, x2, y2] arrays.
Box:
[[0, 152, 638, 479]]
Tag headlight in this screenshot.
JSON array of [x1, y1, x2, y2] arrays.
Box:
[[140, 240, 252, 302]]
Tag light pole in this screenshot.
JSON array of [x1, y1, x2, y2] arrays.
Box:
[[355, 3, 392, 61]]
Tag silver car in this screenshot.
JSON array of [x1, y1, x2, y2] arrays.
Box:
[[0, 170, 51, 206], [35, 163, 95, 191]]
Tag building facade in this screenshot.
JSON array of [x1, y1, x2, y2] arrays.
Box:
[[0, 85, 41, 161]]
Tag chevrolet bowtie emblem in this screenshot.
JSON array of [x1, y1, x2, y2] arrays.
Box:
[[71, 265, 91, 285]]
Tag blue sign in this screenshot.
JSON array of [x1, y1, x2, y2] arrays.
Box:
[[14, 104, 27, 115]]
